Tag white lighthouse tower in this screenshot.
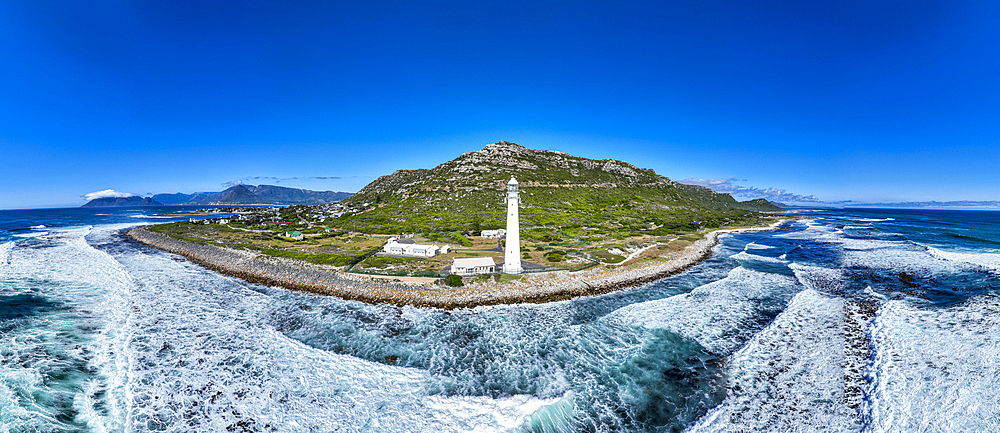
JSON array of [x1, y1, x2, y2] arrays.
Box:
[[503, 176, 522, 274]]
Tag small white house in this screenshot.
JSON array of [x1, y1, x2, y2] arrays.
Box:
[[481, 229, 507, 239], [408, 244, 439, 257], [385, 242, 405, 255], [382, 238, 447, 258], [452, 257, 496, 276]]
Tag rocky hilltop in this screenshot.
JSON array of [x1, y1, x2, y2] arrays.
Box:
[[340, 141, 779, 234]]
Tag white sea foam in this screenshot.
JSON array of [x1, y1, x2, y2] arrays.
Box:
[[129, 215, 173, 219], [607, 267, 801, 353], [789, 263, 847, 294], [730, 251, 788, 264], [839, 244, 971, 274], [0, 226, 136, 432], [926, 246, 1000, 273], [744, 242, 775, 250], [30, 224, 46, 229], [836, 238, 906, 251], [775, 220, 840, 240], [864, 296, 1000, 432], [0, 241, 13, 265], [12, 231, 47, 238], [0, 366, 46, 429], [688, 289, 857, 432], [816, 234, 979, 275]]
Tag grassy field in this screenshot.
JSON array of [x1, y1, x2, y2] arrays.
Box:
[[148, 222, 385, 267]]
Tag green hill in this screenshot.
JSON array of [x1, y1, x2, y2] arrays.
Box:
[[335, 141, 779, 236]]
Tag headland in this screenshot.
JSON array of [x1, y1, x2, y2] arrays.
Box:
[[126, 219, 788, 309], [126, 141, 794, 307]]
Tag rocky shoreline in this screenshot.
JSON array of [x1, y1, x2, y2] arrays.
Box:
[[126, 220, 787, 309]]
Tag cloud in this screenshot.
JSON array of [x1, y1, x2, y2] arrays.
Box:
[[224, 176, 343, 187], [680, 178, 820, 203], [83, 189, 136, 201], [269, 176, 343, 183]]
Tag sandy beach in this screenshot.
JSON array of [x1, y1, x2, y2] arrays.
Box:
[[126, 219, 788, 308]]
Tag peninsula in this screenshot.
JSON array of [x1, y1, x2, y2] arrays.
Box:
[[128, 141, 788, 307], [82, 196, 162, 207]]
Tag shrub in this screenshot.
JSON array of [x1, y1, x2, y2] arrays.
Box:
[[544, 251, 565, 262], [443, 274, 464, 287]]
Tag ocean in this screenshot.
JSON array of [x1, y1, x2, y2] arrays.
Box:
[[1, 206, 999, 432]]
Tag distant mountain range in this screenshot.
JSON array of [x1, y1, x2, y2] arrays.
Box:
[[153, 185, 352, 206], [773, 201, 1000, 210], [82, 196, 163, 207], [845, 201, 1000, 209], [81, 185, 352, 207]]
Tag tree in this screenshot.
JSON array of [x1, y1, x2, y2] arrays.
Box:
[[470, 216, 482, 234]]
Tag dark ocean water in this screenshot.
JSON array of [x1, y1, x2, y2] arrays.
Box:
[[1, 207, 999, 432]]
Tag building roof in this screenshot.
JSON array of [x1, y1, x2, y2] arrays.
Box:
[[453, 257, 495, 268], [508, 177, 518, 184]]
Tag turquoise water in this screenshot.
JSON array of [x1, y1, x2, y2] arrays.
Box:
[[2, 207, 999, 432]]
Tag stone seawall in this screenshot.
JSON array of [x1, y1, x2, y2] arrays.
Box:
[[126, 221, 786, 309]]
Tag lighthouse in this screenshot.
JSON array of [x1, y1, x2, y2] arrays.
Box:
[[503, 177, 522, 274]]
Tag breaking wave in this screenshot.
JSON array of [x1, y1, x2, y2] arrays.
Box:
[[730, 251, 789, 264], [608, 266, 800, 353], [688, 289, 858, 432], [865, 296, 1000, 432], [0, 241, 12, 265], [926, 246, 1000, 273]]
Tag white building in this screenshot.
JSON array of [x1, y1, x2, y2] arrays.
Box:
[[503, 177, 522, 274], [452, 257, 496, 276], [385, 240, 405, 255], [382, 238, 447, 258], [408, 244, 439, 257], [481, 229, 507, 239]]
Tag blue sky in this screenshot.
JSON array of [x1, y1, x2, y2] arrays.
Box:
[[2, 1, 998, 209]]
